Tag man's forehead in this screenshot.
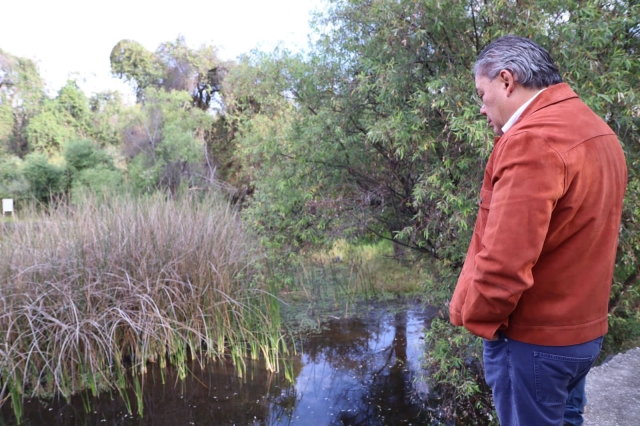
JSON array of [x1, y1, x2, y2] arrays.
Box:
[[475, 74, 489, 91]]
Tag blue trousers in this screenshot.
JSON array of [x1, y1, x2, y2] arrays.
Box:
[[483, 333, 603, 426], [564, 375, 587, 425]]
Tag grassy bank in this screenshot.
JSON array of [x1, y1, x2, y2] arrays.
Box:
[[0, 192, 285, 422]]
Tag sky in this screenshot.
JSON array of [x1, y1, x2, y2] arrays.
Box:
[[1, 0, 325, 98]]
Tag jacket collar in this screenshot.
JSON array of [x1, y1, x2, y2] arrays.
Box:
[[500, 83, 579, 138], [522, 83, 578, 116]]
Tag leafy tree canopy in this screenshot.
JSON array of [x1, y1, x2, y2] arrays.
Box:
[[228, 0, 639, 304], [110, 36, 225, 109], [24, 80, 91, 156], [123, 87, 214, 193], [0, 48, 45, 156]]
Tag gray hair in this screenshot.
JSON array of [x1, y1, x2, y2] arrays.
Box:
[[473, 35, 562, 89]]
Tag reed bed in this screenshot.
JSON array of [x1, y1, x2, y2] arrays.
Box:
[[0, 191, 286, 422]]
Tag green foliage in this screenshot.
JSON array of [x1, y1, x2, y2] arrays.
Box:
[[159, 123, 202, 165], [110, 37, 237, 192], [88, 91, 127, 146], [423, 318, 496, 424], [122, 87, 214, 194], [0, 155, 29, 200], [2, 75, 128, 201], [227, 0, 492, 260], [0, 98, 13, 148], [127, 152, 162, 194], [604, 311, 640, 357], [57, 80, 91, 126], [21, 152, 66, 203], [24, 103, 77, 155], [229, 0, 638, 263], [0, 48, 45, 156], [70, 166, 124, 200], [110, 36, 223, 109], [226, 51, 350, 251], [64, 139, 114, 173], [204, 115, 245, 188], [24, 81, 95, 156], [230, 0, 640, 336], [110, 39, 163, 102], [63, 139, 124, 200]]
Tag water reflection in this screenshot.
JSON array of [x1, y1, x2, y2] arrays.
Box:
[[291, 310, 432, 425], [0, 306, 438, 426]]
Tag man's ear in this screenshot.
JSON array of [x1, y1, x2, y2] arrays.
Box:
[[499, 70, 516, 96]]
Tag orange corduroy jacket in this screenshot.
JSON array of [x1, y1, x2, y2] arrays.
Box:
[[449, 83, 627, 346]]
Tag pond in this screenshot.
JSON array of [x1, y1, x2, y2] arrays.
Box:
[[0, 303, 444, 426]]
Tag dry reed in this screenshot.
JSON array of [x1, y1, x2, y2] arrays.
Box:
[[0, 191, 285, 422]]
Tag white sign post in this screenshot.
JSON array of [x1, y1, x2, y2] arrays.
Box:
[[2, 199, 13, 217]]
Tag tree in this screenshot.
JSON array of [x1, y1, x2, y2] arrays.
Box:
[[88, 90, 127, 147], [0, 97, 12, 146], [24, 101, 78, 157], [110, 39, 163, 103], [24, 80, 98, 157], [230, 0, 639, 277], [110, 36, 225, 110], [228, 1, 491, 259], [122, 87, 213, 194], [110, 37, 237, 194], [0, 48, 44, 156], [224, 51, 319, 247]]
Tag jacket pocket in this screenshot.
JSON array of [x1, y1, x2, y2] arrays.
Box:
[[474, 188, 493, 239]]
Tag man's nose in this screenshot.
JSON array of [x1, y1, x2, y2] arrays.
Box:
[[480, 104, 487, 115]]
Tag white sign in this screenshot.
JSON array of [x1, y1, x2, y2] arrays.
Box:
[[2, 199, 13, 216]]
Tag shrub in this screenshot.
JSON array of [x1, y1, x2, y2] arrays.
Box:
[[422, 318, 496, 425], [21, 152, 66, 203], [64, 139, 114, 173], [0, 155, 29, 201]]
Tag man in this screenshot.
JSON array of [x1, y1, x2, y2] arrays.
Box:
[[449, 35, 627, 425]]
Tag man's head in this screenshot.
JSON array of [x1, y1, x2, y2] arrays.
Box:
[[473, 35, 562, 134]]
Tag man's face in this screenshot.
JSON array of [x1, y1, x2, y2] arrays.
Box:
[[475, 73, 510, 136]]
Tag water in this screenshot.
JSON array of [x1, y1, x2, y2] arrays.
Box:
[[0, 304, 440, 425]]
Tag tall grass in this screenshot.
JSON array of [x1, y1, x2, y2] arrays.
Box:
[[0, 191, 286, 422]]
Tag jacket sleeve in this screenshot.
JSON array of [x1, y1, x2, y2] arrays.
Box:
[[460, 132, 565, 339]]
